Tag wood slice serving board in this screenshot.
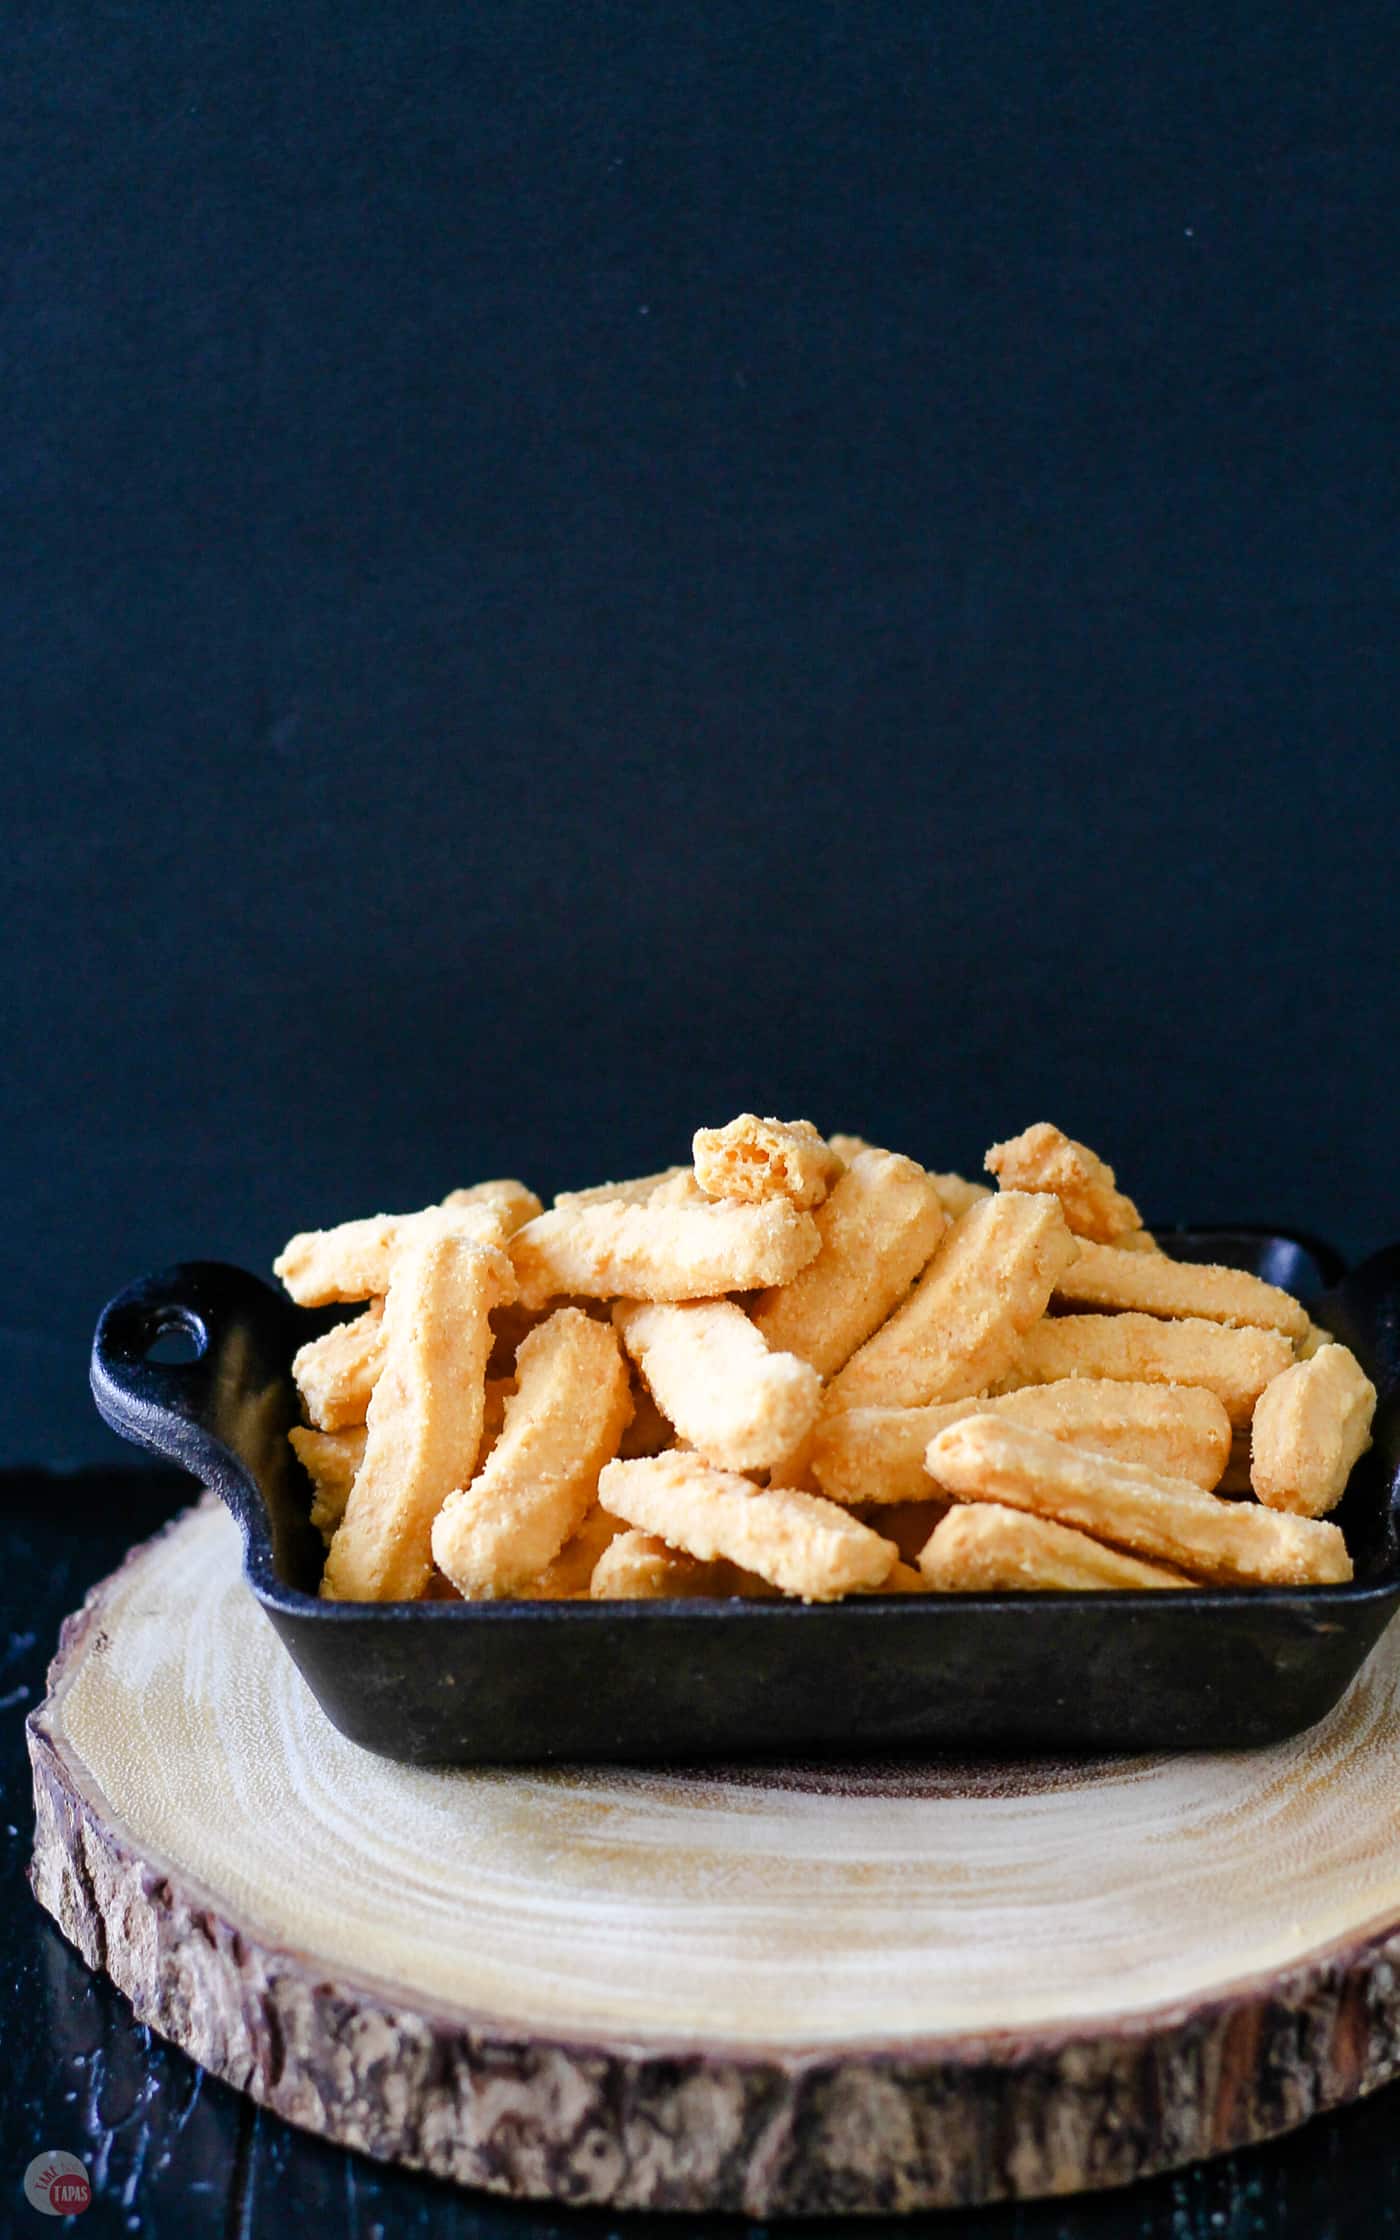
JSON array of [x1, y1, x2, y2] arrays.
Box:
[[28, 1500, 1400, 2217]]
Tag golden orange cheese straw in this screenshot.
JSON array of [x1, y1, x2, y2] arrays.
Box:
[[509, 1196, 821, 1309], [432, 1307, 633, 1598], [920, 1503, 1193, 1592], [925, 1415, 1352, 1585], [1053, 1239, 1308, 1339], [749, 1146, 947, 1376], [275, 1190, 534, 1307], [597, 1452, 899, 1600], [984, 1121, 1141, 1242], [692, 1114, 843, 1209], [1250, 1343, 1377, 1517], [614, 1298, 821, 1472], [321, 1229, 515, 1600], [292, 1299, 387, 1430], [1012, 1312, 1294, 1428], [823, 1190, 1078, 1414], [813, 1379, 1232, 1506]]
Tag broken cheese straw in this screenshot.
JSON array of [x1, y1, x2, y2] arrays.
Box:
[[615, 1298, 820, 1472], [749, 1147, 947, 1376], [321, 1229, 515, 1601], [920, 1504, 1192, 1592], [1053, 1238, 1308, 1340], [1012, 1313, 1294, 1428], [276, 1189, 537, 1307], [597, 1452, 899, 1601], [509, 1196, 820, 1309], [432, 1307, 633, 1597], [812, 1379, 1232, 1505], [692, 1114, 843, 1209], [984, 1121, 1140, 1242], [925, 1415, 1352, 1585], [822, 1190, 1078, 1414], [1250, 1343, 1377, 1517]]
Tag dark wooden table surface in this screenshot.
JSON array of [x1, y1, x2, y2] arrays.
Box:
[[5, 1465, 1399, 2239]]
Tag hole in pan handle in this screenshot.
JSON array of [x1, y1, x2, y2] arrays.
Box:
[[90, 1260, 319, 1590]]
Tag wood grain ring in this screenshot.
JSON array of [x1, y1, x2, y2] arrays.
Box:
[[28, 1500, 1400, 2215]]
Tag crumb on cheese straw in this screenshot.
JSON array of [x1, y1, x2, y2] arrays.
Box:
[[693, 1114, 843, 1209], [814, 1379, 1232, 1505], [615, 1298, 820, 1472], [985, 1121, 1141, 1242], [509, 1196, 821, 1309], [597, 1452, 899, 1600], [293, 1299, 387, 1430], [1053, 1239, 1308, 1339], [1250, 1344, 1377, 1517], [276, 1195, 528, 1307], [432, 1307, 633, 1597], [749, 1147, 947, 1376], [321, 1229, 515, 1600], [289, 1424, 366, 1543], [926, 1415, 1352, 1585], [823, 1190, 1078, 1414], [1012, 1312, 1294, 1428], [920, 1503, 1193, 1592]]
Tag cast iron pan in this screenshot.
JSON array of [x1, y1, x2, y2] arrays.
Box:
[[90, 1230, 1400, 1765]]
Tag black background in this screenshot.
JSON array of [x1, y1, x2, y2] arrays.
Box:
[[4, 1, 1398, 1467]]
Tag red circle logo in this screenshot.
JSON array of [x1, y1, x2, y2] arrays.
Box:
[[22, 2154, 92, 2217]]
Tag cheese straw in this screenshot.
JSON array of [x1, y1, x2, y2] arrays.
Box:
[[615, 1299, 820, 1472], [1250, 1344, 1376, 1517], [823, 1191, 1078, 1413], [925, 1416, 1352, 1586], [920, 1503, 1193, 1592], [276, 1192, 532, 1307], [509, 1197, 821, 1309], [321, 1229, 515, 1601], [813, 1379, 1232, 1506], [984, 1121, 1141, 1241], [293, 1300, 386, 1430], [692, 1114, 843, 1209], [597, 1452, 899, 1601], [749, 1147, 947, 1376], [1053, 1239, 1308, 1340], [432, 1307, 633, 1598], [1012, 1313, 1294, 1428]]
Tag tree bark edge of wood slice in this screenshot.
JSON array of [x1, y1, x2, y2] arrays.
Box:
[[25, 1508, 1400, 2216]]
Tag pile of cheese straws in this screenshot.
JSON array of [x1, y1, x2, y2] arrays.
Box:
[[277, 1118, 1375, 1602]]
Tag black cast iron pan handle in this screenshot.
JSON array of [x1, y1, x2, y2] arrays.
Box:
[[91, 1261, 322, 1597]]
